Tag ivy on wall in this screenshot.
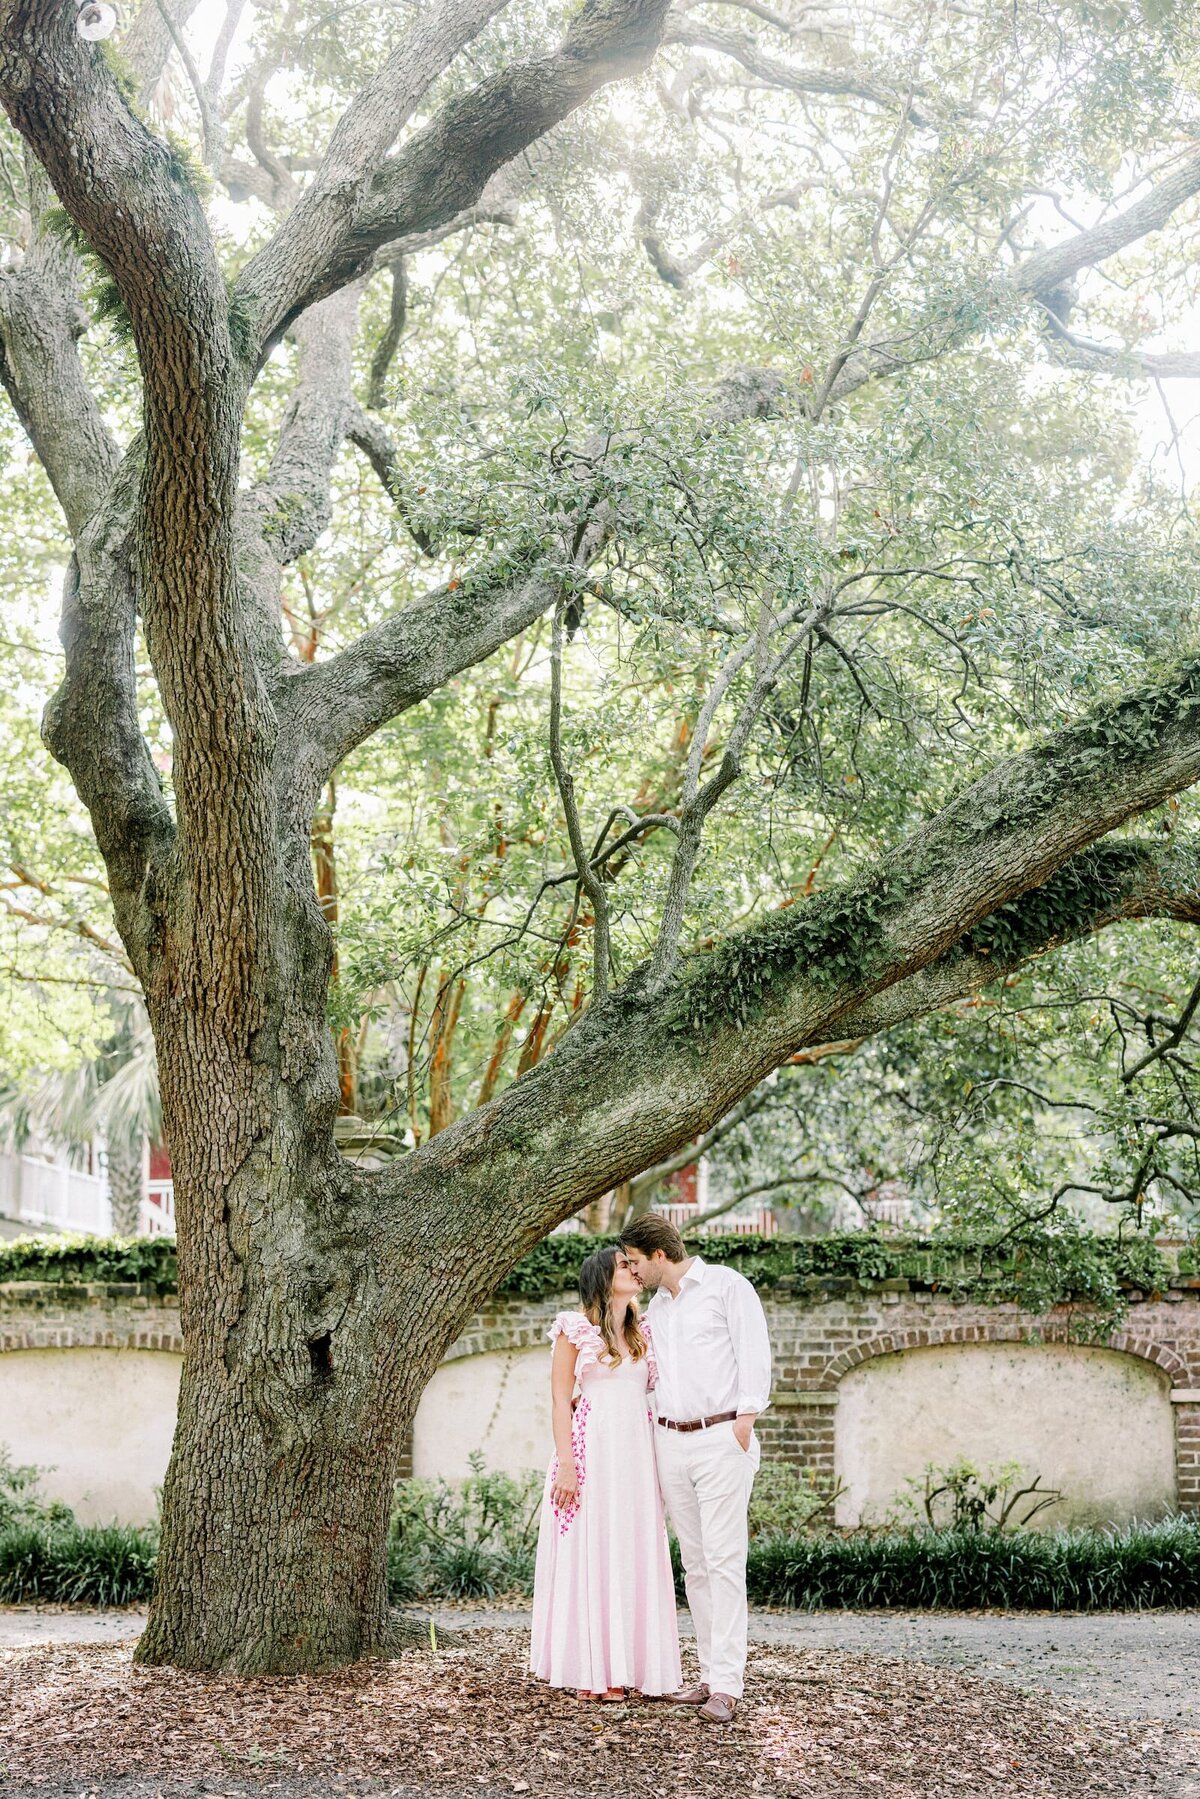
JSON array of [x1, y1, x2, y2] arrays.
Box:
[[2, 1227, 1188, 1317], [0, 1235, 178, 1292], [494, 1227, 1182, 1317]]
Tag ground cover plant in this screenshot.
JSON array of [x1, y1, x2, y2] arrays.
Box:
[[10, 1512, 1200, 1612], [6, 1443, 1197, 1614], [0, 1449, 157, 1606], [745, 1518, 1200, 1613]]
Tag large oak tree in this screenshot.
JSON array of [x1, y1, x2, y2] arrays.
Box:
[[3, 0, 1200, 1673]]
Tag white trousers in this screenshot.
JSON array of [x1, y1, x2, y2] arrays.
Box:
[[654, 1419, 760, 1699]]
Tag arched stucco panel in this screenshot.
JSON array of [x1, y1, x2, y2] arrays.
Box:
[[412, 1345, 550, 1481], [0, 1346, 182, 1524], [833, 1341, 1176, 1529]]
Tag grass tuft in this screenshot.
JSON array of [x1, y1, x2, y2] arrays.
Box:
[[0, 1520, 158, 1606]]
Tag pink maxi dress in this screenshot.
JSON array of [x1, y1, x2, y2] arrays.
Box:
[[529, 1311, 682, 1695]]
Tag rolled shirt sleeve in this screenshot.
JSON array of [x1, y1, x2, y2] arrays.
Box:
[[725, 1271, 773, 1415]]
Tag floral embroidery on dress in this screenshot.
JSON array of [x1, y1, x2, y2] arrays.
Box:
[[550, 1395, 591, 1535], [643, 1318, 658, 1392]]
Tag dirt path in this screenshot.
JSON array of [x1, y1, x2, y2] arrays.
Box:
[[4, 1603, 1198, 1724]]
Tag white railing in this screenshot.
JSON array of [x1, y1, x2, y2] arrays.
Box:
[[830, 1191, 916, 1231], [0, 1150, 112, 1235], [139, 1180, 176, 1236], [656, 1201, 778, 1238]]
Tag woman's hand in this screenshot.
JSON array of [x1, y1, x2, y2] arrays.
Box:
[[552, 1465, 579, 1510]]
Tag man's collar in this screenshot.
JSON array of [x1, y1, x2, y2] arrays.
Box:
[[644, 1254, 705, 1302]]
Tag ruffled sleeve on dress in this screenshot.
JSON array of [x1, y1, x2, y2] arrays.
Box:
[[548, 1310, 604, 1377]]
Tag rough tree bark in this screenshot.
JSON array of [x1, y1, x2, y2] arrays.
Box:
[[105, 1130, 144, 1237], [3, 0, 1200, 1677]]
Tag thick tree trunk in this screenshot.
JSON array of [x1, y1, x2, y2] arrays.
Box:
[[130, 786, 397, 1670], [140, 1344, 402, 1673], [138, 1314, 431, 1671], [134, 1034, 452, 1671], [131, 812, 474, 1673]]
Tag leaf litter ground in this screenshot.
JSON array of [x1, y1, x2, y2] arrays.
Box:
[[0, 1629, 1195, 1799]]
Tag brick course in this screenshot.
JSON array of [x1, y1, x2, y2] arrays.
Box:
[[5, 1276, 1200, 1510]]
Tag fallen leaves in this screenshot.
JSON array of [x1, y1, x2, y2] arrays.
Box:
[[0, 1629, 1194, 1799]]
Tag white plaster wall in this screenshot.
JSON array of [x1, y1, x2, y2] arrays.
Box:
[[0, 1337, 1180, 1527], [834, 1342, 1176, 1529], [0, 1349, 181, 1524], [412, 1346, 550, 1481]]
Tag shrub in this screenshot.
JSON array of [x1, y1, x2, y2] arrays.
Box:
[[893, 1459, 1063, 1534], [432, 1542, 500, 1599], [386, 1536, 428, 1605], [0, 1446, 73, 1530], [0, 1443, 158, 1606], [748, 1461, 842, 1538], [0, 1519, 157, 1606], [0, 1232, 177, 1291], [4, 1434, 1196, 1614], [745, 1517, 1200, 1611], [0, 1227, 1180, 1326], [490, 1225, 1177, 1327], [386, 1454, 543, 1602]]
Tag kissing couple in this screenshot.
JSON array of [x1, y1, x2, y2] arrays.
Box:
[[528, 1214, 773, 1725]]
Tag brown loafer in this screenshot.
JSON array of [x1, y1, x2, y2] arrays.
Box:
[[698, 1691, 738, 1725], [666, 1682, 710, 1706]]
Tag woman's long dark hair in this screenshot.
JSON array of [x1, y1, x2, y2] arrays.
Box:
[[578, 1247, 649, 1367]]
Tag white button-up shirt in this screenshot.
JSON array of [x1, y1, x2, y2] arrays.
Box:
[[645, 1255, 772, 1423]]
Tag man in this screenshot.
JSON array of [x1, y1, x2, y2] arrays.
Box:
[[620, 1215, 772, 1726]]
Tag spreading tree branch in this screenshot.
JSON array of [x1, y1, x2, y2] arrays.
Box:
[[1041, 313, 1200, 381], [0, 211, 120, 537], [238, 0, 507, 348], [121, 0, 204, 110], [286, 564, 561, 804], [663, 12, 931, 122], [1, 2, 279, 1014], [548, 594, 611, 1001], [236, 0, 672, 350], [247, 285, 363, 564], [1016, 153, 1200, 299], [374, 661, 1200, 1283], [823, 150, 1200, 408]]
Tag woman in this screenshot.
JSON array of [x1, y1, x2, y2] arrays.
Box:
[[529, 1246, 682, 1702]]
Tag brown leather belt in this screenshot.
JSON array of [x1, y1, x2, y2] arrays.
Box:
[[656, 1411, 738, 1433]]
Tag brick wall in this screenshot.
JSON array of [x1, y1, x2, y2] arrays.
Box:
[[760, 1288, 1200, 1514], [5, 1275, 1200, 1514], [0, 1280, 183, 1353]]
